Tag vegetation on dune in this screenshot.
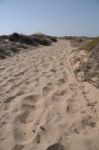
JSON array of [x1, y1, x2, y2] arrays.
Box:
[[63, 36, 78, 40], [0, 43, 22, 59], [82, 38, 99, 84], [0, 35, 9, 41], [63, 36, 91, 47], [32, 33, 57, 44], [0, 33, 58, 59], [9, 33, 58, 46], [83, 37, 99, 52], [9, 33, 35, 45], [31, 34, 51, 46], [73, 36, 99, 88], [46, 35, 57, 42]]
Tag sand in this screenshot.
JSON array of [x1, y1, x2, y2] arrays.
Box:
[[0, 40, 99, 150]]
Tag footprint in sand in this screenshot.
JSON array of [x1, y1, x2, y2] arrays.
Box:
[[46, 143, 64, 150], [13, 111, 33, 144], [13, 94, 40, 144], [66, 97, 79, 113], [15, 111, 30, 124], [11, 144, 24, 150], [19, 94, 40, 123], [4, 91, 24, 105], [42, 82, 53, 97], [4, 95, 16, 103], [23, 94, 40, 104], [56, 78, 66, 86], [52, 89, 67, 102], [21, 104, 35, 111], [81, 115, 96, 128]]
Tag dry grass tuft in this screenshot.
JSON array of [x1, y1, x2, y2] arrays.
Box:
[[83, 37, 99, 52]]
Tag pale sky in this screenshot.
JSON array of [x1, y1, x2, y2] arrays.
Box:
[[0, 0, 99, 36]]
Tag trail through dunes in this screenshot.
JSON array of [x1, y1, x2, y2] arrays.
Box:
[[0, 40, 99, 150]]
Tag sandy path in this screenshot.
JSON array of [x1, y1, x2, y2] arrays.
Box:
[[0, 40, 99, 150]]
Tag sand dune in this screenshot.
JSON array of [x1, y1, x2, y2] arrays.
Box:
[[0, 40, 99, 150]]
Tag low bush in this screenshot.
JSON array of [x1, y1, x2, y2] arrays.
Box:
[[9, 33, 34, 45], [9, 33, 53, 46], [83, 37, 99, 52], [0, 35, 9, 41], [33, 37, 51, 46], [48, 36, 57, 42]]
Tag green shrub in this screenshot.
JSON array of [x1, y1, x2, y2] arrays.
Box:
[[0, 35, 8, 41], [9, 33, 52, 46], [49, 36, 57, 42], [9, 33, 20, 42], [9, 33, 33, 45], [32, 34, 57, 43], [33, 37, 51, 46]]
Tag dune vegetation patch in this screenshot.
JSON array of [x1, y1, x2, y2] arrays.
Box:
[[0, 33, 58, 59], [71, 36, 99, 88], [9, 33, 57, 46], [81, 38, 99, 87], [83, 37, 99, 52], [63, 36, 91, 47], [9, 33, 35, 45]]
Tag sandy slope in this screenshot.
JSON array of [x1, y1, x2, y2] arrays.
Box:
[[0, 40, 99, 150]]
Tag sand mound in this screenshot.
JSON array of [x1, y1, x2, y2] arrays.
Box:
[[0, 40, 99, 150]]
